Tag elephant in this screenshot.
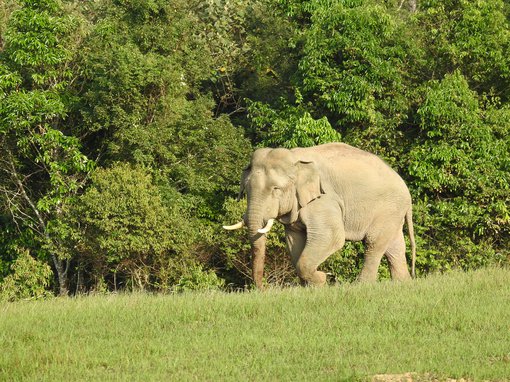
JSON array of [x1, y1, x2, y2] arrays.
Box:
[[223, 142, 416, 288]]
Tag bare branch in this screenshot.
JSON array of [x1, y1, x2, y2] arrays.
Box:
[[6, 150, 47, 232]]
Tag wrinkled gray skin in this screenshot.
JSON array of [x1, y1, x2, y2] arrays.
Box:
[[229, 143, 416, 288]]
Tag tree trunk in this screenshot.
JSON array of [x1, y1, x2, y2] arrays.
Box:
[[76, 265, 84, 294], [409, 0, 417, 12], [399, 0, 417, 12], [53, 256, 69, 296], [7, 153, 69, 296]]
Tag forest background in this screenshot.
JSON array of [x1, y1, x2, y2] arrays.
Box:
[[0, 0, 509, 298]]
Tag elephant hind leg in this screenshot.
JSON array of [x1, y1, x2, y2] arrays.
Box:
[[385, 231, 411, 281], [358, 227, 397, 282], [357, 244, 385, 282]]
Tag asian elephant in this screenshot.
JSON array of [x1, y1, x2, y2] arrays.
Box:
[[224, 143, 416, 288]]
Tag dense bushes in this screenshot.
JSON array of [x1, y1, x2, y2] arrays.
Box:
[[1, 0, 509, 298], [408, 72, 510, 272], [0, 249, 52, 301]]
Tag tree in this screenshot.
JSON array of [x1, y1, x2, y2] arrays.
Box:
[[414, 0, 510, 98], [1, 0, 509, 291], [77, 164, 175, 290], [0, 249, 52, 301], [407, 72, 510, 272], [248, 99, 341, 148], [0, 0, 92, 295], [66, 0, 252, 290]]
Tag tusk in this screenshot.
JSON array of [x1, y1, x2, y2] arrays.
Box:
[[223, 221, 244, 230], [257, 219, 274, 234]]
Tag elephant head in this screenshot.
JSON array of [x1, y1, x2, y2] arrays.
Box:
[[224, 148, 323, 288]]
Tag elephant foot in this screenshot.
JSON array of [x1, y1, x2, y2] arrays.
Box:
[[390, 269, 412, 281], [297, 267, 327, 287], [356, 270, 378, 283], [313, 271, 327, 286], [356, 276, 375, 283]]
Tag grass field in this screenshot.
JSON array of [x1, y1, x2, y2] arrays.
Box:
[[1, 268, 510, 381]]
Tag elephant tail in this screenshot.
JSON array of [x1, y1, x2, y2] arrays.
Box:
[[406, 207, 417, 278]]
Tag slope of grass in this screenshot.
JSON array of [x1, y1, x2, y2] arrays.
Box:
[[1, 268, 510, 381]]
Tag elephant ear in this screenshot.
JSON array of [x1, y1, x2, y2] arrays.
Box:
[[295, 161, 322, 208], [237, 165, 251, 201]]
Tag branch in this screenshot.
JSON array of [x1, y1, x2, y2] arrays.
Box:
[[6, 150, 47, 232], [0, 186, 42, 234]]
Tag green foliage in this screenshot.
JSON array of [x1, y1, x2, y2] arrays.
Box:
[[3, 0, 75, 83], [302, 2, 405, 114], [249, 0, 419, 160], [0, 0, 92, 294], [0, 1, 18, 40], [411, 72, 493, 193], [80, 164, 172, 255], [248, 99, 341, 148], [0, 249, 52, 301], [0, 218, 16, 279], [77, 164, 176, 289], [76, 0, 251, 206], [1, 0, 509, 291], [296, 0, 412, 155], [174, 263, 225, 292], [321, 242, 365, 283], [415, 0, 510, 97], [228, 1, 298, 113], [407, 71, 510, 272]]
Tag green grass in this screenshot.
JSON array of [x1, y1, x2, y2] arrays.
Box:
[[1, 268, 510, 381]]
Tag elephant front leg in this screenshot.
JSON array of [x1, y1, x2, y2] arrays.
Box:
[[295, 197, 345, 286], [285, 224, 308, 286]]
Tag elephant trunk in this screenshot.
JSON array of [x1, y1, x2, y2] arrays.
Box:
[[246, 205, 268, 289], [250, 232, 266, 289]]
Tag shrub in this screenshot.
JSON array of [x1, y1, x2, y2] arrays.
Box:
[[76, 163, 175, 290], [407, 72, 510, 273], [174, 263, 225, 293], [0, 250, 53, 301]]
